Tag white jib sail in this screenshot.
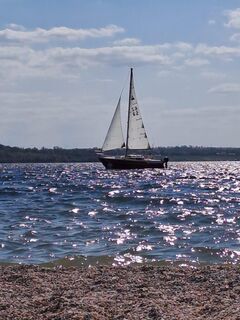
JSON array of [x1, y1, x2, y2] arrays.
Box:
[[127, 74, 150, 150], [102, 97, 125, 151]]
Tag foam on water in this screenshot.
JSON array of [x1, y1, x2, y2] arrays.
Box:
[[0, 162, 239, 265]]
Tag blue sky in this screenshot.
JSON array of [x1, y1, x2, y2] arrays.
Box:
[[0, 0, 240, 148]]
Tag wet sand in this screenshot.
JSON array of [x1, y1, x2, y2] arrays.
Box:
[[0, 264, 240, 319]]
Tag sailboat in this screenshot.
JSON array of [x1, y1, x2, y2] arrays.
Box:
[[98, 68, 166, 170]]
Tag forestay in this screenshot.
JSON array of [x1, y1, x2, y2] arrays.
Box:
[[102, 97, 125, 151], [127, 74, 150, 150]]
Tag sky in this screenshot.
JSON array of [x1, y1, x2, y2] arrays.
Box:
[[0, 0, 240, 148]]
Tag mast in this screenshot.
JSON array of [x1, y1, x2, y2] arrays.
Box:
[[125, 67, 133, 157]]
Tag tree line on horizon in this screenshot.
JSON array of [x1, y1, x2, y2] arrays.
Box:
[[0, 144, 240, 163]]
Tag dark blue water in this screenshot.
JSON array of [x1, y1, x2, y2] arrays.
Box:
[[0, 162, 239, 266]]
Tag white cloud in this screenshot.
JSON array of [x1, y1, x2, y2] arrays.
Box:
[[174, 42, 193, 51], [1, 40, 240, 83], [113, 37, 141, 46], [0, 44, 174, 77], [0, 24, 124, 43], [208, 83, 240, 94], [47, 45, 173, 67], [0, 46, 34, 61], [230, 33, 240, 42], [0, 38, 198, 80], [224, 8, 240, 29], [155, 105, 240, 121], [159, 104, 240, 118], [208, 20, 216, 25], [195, 43, 240, 57], [200, 71, 226, 80], [5, 23, 26, 31], [1, 25, 240, 84], [185, 58, 210, 67]]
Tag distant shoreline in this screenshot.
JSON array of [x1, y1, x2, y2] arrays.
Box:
[[0, 144, 240, 163]]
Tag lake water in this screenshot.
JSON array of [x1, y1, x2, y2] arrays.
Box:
[[0, 162, 239, 266]]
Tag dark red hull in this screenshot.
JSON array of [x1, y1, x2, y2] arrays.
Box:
[[98, 156, 165, 170]]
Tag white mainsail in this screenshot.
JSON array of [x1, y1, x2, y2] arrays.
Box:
[[102, 97, 125, 151], [127, 72, 150, 150]]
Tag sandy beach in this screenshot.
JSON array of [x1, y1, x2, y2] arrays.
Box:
[[0, 264, 239, 319]]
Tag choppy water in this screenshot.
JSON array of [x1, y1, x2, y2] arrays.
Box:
[[0, 162, 239, 266]]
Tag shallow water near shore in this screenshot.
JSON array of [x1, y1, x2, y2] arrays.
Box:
[[0, 161, 239, 266]]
